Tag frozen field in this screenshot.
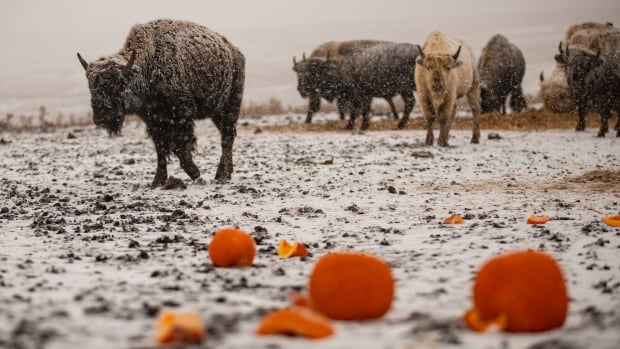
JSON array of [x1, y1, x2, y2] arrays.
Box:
[[0, 114, 619, 348]]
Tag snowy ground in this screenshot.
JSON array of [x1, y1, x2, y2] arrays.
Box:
[[0, 114, 619, 349]]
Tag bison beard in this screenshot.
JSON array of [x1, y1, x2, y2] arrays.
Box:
[[78, 19, 245, 187]]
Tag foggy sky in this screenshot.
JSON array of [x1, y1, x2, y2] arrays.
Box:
[[1, 0, 619, 114]]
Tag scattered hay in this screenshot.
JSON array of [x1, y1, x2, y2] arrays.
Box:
[[258, 109, 615, 133]]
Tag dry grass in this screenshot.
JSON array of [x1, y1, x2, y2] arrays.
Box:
[[259, 108, 617, 133], [1, 97, 617, 134]]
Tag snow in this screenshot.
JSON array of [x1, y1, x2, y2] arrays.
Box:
[[0, 115, 619, 348]]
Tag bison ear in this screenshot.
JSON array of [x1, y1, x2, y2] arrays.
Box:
[[77, 52, 88, 71], [452, 60, 463, 69], [554, 53, 566, 65]]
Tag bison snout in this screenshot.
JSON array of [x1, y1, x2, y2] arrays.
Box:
[[432, 82, 444, 93]]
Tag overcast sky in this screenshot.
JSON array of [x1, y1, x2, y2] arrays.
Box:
[[1, 0, 619, 114]]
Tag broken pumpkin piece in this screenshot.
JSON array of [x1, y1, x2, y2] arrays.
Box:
[[289, 291, 311, 307], [601, 214, 620, 227], [527, 214, 551, 224], [155, 310, 204, 344], [443, 214, 465, 224], [256, 307, 334, 339], [278, 239, 308, 258], [464, 250, 568, 333]]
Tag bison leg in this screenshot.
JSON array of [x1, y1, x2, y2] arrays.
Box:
[[467, 83, 482, 144], [437, 105, 453, 148], [336, 99, 349, 120], [172, 130, 200, 180], [576, 105, 587, 131], [396, 92, 415, 130], [360, 98, 372, 131], [305, 94, 321, 124], [420, 99, 435, 146], [615, 107, 620, 137], [346, 103, 357, 130], [148, 129, 170, 188], [597, 109, 611, 137], [386, 98, 399, 120]]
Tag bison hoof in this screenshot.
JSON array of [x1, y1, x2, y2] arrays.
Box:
[[471, 138, 480, 144], [345, 124, 354, 130], [575, 126, 585, 132], [151, 178, 167, 188]]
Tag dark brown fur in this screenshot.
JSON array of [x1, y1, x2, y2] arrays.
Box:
[[78, 19, 245, 187]]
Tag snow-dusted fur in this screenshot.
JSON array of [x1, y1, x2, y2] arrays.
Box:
[[556, 29, 620, 136], [478, 34, 526, 114], [293, 40, 396, 123], [317, 42, 419, 130], [539, 66, 576, 113], [415, 31, 480, 146], [78, 19, 245, 187]]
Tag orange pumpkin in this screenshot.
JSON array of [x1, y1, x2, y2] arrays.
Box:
[[443, 214, 465, 224], [308, 252, 394, 320], [208, 228, 256, 267], [527, 214, 551, 224], [278, 239, 308, 258], [256, 307, 334, 339], [601, 214, 620, 227], [464, 250, 568, 333], [155, 310, 204, 344]]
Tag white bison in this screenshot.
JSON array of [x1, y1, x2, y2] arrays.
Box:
[[415, 31, 481, 147]]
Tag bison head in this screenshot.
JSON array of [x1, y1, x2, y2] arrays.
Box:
[[556, 45, 603, 90], [480, 85, 502, 113], [292, 56, 340, 101], [77, 51, 139, 135], [416, 45, 463, 94]]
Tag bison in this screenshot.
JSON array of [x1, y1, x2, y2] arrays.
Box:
[[539, 66, 576, 113], [478, 34, 527, 114], [555, 30, 620, 137], [292, 40, 401, 124], [77, 19, 245, 187], [415, 31, 481, 146], [539, 22, 614, 116], [318, 42, 419, 130]]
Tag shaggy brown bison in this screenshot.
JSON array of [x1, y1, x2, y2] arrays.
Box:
[[318, 42, 419, 130], [478, 34, 527, 114], [555, 29, 620, 137], [77, 19, 245, 187], [293, 40, 404, 124]]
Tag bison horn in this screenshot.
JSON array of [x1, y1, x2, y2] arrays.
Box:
[[558, 41, 564, 54], [417, 45, 425, 59], [540, 71, 544, 82], [293, 56, 297, 66], [123, 50, 137, 74], [452, 45, 462, 61], [77, 52, 88, 71], [302, 52, 307, 60]]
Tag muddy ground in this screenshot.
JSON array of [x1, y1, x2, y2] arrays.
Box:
[[0, 112, 619, 349]]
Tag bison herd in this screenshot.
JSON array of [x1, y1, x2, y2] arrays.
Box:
[[76, 19, 619, 186]]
